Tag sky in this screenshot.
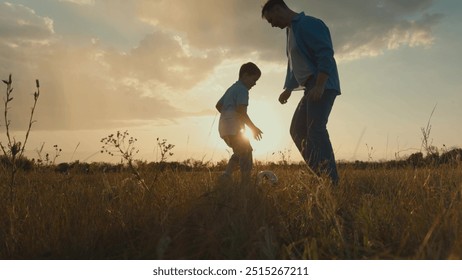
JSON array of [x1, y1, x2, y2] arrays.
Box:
[[0, 0, 461, 164]]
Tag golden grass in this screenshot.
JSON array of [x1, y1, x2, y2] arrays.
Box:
[[1, 163, 461, 259]]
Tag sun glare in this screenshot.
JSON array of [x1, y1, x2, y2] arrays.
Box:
[[242, 128, 252, 141], [245, 99, 286, 158]]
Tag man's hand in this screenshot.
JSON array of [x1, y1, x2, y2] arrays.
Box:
[[279, 89, 292, 104], [306, 84, 325, 102], [306, 72, 328, 102]]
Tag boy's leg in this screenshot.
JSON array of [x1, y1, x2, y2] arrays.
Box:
[[217, 136, 237, 186], [230, 134, 253, 185], [225, 133, 253, 184], [239, 151, 253, 185], [224, 154, 239, 176]]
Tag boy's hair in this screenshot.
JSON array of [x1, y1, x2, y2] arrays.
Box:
[[261, 0, 288, 18], [239, 62, 261, 79]]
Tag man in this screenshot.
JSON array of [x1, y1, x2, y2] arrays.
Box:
[[262, 0, 341, 184]]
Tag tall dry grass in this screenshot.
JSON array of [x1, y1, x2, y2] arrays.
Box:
[[1, 161, 461, 259]]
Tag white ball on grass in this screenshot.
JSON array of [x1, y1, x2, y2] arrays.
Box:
[[257, 170, 278, 186]]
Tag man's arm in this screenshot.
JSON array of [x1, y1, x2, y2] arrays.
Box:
[[300, 17, 336, 77], [307, 71, 328, 101], [298, 18, 334, 101]]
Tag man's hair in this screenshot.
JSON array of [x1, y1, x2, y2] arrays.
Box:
[[261, 0, 288, 18], [239, 62, 261, 78]]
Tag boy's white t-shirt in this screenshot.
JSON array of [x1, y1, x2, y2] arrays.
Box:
[[217, 80, 249, 138]]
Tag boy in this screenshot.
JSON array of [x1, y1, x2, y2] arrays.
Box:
[[216, 62, 263, 185]]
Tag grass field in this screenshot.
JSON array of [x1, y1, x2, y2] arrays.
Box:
[[1, 160, 461, 260]]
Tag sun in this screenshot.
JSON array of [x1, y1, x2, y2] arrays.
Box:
[[244, 99, 286, 158]]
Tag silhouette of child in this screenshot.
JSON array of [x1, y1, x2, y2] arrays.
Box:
[[216, 62, 263, 185]]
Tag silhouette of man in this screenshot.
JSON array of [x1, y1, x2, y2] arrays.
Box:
[[262, 0, 341, 184]]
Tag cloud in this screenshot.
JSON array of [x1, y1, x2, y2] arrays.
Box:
[[105, 30, 223, 91], [1, 2, 213, 131], [1, 40, 190, 131], [58, 0, 95, 6], [0, 0, 444, 132], [0, 2, 54, 45], [135, 0, 442, 61], [136, 0, 281, 59], [317, 0, 443, 60]]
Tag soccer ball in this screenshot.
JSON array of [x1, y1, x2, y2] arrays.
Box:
[[257, 170, 278, 186]]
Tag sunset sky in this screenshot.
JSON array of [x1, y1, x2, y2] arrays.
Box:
[[1, 0, 461, 164]]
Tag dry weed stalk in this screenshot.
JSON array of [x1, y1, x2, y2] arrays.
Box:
[[421, 104, 438, 158], [100, 130, 148, 190], [1, 74, 40, 201], [1, 74, 40, 258], [156, 137, 175, 163]]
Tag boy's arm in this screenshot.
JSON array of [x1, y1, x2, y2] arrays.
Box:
[[236, 105, 263, 141]]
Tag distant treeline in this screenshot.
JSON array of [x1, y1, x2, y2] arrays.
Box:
[[1, 148, 461, 173], [339, 148, 462, 170]]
